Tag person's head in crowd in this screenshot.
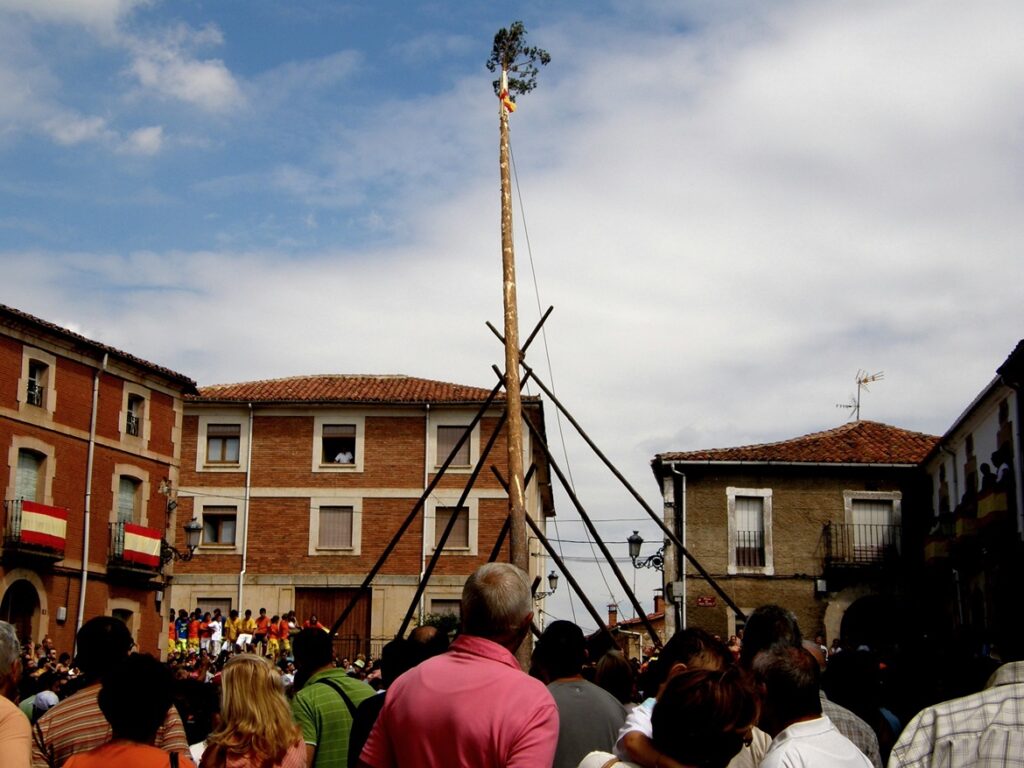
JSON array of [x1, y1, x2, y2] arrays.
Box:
[[533, 620, 586, 682], [407, 624, 450, 666], [206, 654, 300, 765], [174, 677, 220, 746], [229, 609, 239, 621], [460, 562, 533, 651], [98, 653, 174, 744], [74, 616, 134, 682], [650, 666, 759, 768], [594, 650, 637, 706], [752, 646, 822, 737], [0, 620, 22, 701], [244, 609, 252, 620], [376, 638, 413, 689], [801, 639, 827, 671], [292, 627, 333, 689], [739, 605, 802, 669], [647, 627, 732, 694]]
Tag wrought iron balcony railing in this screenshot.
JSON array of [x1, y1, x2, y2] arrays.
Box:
[[824, 522, 900, 567], [3, 499, 68, 558], [735, 530, 766, 568]]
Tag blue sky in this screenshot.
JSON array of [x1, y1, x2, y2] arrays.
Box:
[[3, 0, 1024, 631]]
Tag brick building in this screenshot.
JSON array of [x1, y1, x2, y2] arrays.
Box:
[[0, 304, 196, 654], [651, 421, 937, 643], [169, 375, 554, 657], [919, 340, 1022, 647]]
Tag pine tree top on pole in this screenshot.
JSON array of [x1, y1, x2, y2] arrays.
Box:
[[486, 21, 551, 103]]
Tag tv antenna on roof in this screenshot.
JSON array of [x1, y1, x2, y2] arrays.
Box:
[[836, 370, 884, 421]]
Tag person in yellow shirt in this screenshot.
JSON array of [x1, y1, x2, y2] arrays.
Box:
[[239, 609, 258, 652], [224, 610, 242, 654]]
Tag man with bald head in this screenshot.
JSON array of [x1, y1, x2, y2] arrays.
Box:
[[357, 563, 558, 768]]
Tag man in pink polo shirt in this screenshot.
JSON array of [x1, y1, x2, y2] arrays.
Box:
[[357, 563, 559, 768]]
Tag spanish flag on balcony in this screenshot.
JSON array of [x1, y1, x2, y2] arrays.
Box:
[[20, 500, 67, 550], [123, 523, 162, 568]]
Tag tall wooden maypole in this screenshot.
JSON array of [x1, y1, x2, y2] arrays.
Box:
[[487, 23, 550, 580]]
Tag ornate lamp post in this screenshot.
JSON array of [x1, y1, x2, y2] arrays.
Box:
[[627, 531, 664, 572]]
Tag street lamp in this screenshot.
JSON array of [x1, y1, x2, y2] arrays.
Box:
[[161, 519, 202, 564], [628, 531, 664, 572], [534, 570, 559, 601]]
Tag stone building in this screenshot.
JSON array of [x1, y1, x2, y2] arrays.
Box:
[[1, 304, 196, 653], [168, 374, 554, 657], [651, 421, 937, 643]]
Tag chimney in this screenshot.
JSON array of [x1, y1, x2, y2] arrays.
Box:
[[653, 593, 665, 615], [607, 603, 618, 627]]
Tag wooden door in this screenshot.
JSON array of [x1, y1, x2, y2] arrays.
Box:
[[295, 588, 371, 661]]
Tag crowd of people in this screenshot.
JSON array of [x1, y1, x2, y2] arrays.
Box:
[[0, 562, 1020, 767]]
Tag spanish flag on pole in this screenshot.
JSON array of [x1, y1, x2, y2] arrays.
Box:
[[500, 70, 516, 113]]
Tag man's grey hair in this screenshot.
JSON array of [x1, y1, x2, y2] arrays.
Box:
[[461, 563, 532, 639], [0, 621, 20, 677]]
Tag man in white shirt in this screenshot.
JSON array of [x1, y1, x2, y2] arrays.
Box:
[[754, 646, 871, 768]]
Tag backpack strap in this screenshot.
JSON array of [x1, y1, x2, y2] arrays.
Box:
[[315, 677, 359, 717], [33, 720, 56, 768], [171, 751, 180, 768]]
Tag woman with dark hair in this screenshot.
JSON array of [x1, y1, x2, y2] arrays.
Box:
[[579, 667, 759, 768], [594, 651, 638, 711]]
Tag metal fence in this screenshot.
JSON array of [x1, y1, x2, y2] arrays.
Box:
[[824, 523, 900, 566], [735, 530, 766, 567]]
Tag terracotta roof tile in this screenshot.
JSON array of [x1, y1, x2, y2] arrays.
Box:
[[1, 303, 196, 390], [657, 420, 939, 465], [190, 374, 515, 404]]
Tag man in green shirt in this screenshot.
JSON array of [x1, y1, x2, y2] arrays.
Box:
[[292, 628, 375, 768]]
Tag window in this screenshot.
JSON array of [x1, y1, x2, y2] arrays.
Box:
[[726, 488, 773, 575], [843, 490, 901, 562], [202, 507, 237, 546], [309, 497, 362, 555], [27, 361, 48, 407], [437, 426, 471, 467], [15, 450, 43, 501], [317, 506, 354, 549], [117, 477, 141, 524], [734, 496, 766, 568], [434, 506, 469, 549], [430, 599, 461, 618], [207, 424, 241, 464], [322, 425, 356, 465], [126, 395, 144, 437]]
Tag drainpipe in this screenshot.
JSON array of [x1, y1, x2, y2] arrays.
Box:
[[238, 404, 254, 610], [419, 404, 431, 626], [76, 353, 108, 637], [670, 466, 687, 630], [940, 446, 959, 510]]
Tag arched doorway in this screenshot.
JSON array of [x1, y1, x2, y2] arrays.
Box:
[[1, 579, 40, 645]]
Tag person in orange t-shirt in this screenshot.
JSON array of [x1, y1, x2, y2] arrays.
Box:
[[279, 614, 293, 657], [187, 611, 201, 652], [254, 608, 271, 656], [267, 615, 282, 659]]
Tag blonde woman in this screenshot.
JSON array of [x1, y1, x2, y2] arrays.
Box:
[[200, 654, 305, 768]]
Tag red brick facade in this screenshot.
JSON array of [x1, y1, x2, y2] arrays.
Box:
[[0, 305, 195, 656], [171, 376, 553, 657]]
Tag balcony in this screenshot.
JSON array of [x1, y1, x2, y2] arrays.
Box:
[[126, 413, 141, 437], [26, 382, 45, 407], [3, 499, 67, 563], [823, 523, 901, 582], [735, 530, 766, 568], [108, 521, 162, 579]]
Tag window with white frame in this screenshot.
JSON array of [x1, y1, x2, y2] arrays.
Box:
[[206, 424, 241, 464], [308, 497, 362, 555], [321, 425, 357, 465], [430, 599, 461, 618], [201, 507, 237, 547], [434, 506, 469, 549], [436, 426, 471, 467], [27, 361, 48, 407], [117, 476, 142, 524], [15, 449, 44, 501], [19, 348, 57, 415], [317, 506, 354, 549], [426, 498, 478, 555], [126, 395, 145, 437], [843, 491, 901, 563], [727, 488, 773, 575]]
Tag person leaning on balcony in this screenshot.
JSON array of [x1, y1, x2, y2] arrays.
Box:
[[0, 620, 32, 768], [31, 617, 188, 768]]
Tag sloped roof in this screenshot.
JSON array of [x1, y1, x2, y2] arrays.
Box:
[[656, 420, 939, 466], [191, 374, 517, 404], [1, 303, 196, 390]]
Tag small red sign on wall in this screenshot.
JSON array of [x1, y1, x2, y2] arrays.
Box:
[[696, 596, 717, 608]]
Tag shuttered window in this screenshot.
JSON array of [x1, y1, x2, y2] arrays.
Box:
[[207, 424, 241, 463], [202, 507, 237, 546], [734, 496, 766, 568], [318, 506, 354, 549], [437, 426, 470, 466], [16, 450, 42, 501], [117, 476, 141, 523], [434, 506, 469, 549]]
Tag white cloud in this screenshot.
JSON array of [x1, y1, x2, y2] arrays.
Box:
[[120, 124, 163, 155], [127, 31, 244, 113], [42, 114, 113, 145], [0, 0, 145, 33]]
